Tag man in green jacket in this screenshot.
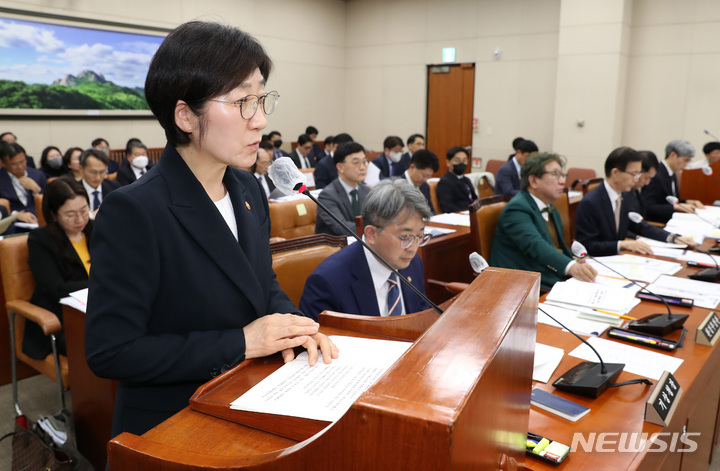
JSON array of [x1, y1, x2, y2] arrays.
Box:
[[489, 152, 597, 289]]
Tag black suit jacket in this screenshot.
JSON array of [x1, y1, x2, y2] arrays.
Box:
[[418, 182, 435, 215], [313, 155, 337, 189], [436, 171, 477, 213], [85, 143, 299, 437], [494, 159, 521, 197], [85, 179, 121, 205], [575, 182, 670, 256], [0, 167, 47, 214], [315, 178, 370, 236], [117, 159, 154, 186], [25, 227, 89, 359], [372, 154, 410, 179], [309, 143, 324, 165], [641, 163, 683, 223], [290, 149, 315, 169]]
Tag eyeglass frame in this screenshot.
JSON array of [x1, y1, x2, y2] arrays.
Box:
[[377, 227, 432, 249], [619, 169, 642, 179], [541, 169, 568, 179], [209, 90, 280, 120], [57, 206, 90, 222]]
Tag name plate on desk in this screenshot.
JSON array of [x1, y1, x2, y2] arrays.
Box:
[[696, 311, 720, 346], [645, 371, 683, 426]]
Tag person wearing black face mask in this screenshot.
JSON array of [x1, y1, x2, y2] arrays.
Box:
[[436, 146, 477, 213], [267, 130, 290, 160]]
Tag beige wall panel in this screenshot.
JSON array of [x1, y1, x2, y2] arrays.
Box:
[[558, 23, 626, 55], [559, 0, 627, 26]]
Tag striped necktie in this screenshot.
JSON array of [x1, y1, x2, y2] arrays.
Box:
[[387, 274, 401, 316]]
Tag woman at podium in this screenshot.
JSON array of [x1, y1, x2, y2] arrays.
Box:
[[85, 21, 337, 438]]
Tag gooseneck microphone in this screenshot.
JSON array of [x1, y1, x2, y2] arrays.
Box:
[[571, 239, 688, 335], [469, 252, 489, 274], [705, 129, 720, 142], [664, 196, 720, 280], [700, 166, 720, 207], [268, 157, 443, 314]]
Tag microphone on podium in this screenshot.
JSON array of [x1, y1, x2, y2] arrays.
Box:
[[469, 252, 488, 274], [570, 240, 688, 335], [700, 166, 720, 207], [268, 157, 443, 314]]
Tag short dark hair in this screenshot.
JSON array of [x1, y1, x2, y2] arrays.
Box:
[[334, 142, 365, 165], [259, 140, 273, 152], [324, 135, 335, 145], [298, 134, 312, 146], [521, 152, 566, 190], [91, 138, 108, 148], [305, 126, 318, 136], [125, 138, 147, 156], [410, 149, 439, 172], [703, 142, 720, 155], [63, 147, 83, 167], [0, 132, 16, 141], [604, 146, 642, 177], [80, 148, 110, 168], [512, 137, 525, 150], [383, 136, 403, 150], [334, 133, 354, 145], [446, 146, 468, 160], [145, 21, 272, 146], [0, 142, 24, 162], [517, 139, 538, 154], [637, 150, 659, 173], [40, 146, 63, 169], [407, 134, 424, 146], [268, 131, 281, 140]]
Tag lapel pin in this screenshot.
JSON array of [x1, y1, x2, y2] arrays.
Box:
[[408, 276, 412, 282], [245, 202, 251, 210]]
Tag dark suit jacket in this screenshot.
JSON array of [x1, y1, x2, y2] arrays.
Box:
[[494, 159, 521, 197], [575, 183, 670, 256], [290, 149, 315, 169], [25, 227, 89, 359], [418, 182, 435, 215], [641, 162, 683, 223], [272, 148, 290, 160], [436, 171, 477, 213], [313, 155, 337, 189], [0, 167, 47, 214], [372, 154, 411, 180], [85, 178, 121, 203], [315, 178, 370, 236], [309, 143, 324, 165], [299, 242, 429, 320], [489, 191, 573, 289], [85, 143, 298, 437], [117, 159, 154, 186], [255, 173, 276, 197]]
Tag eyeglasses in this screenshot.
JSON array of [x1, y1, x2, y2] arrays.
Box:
[[542, 170, 567, 179], [85, 169, 107, 177], [57, 207, 89, 221], [379, 228, 432, 249], [209, 91, 280, 120], [621, 170, 642, 179], [345, 158, 369, 167]]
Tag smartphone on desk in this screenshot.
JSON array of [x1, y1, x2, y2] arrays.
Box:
[[527, 432, 570, 465]]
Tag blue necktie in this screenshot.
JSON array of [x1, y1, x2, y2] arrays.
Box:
[[92, 190, 100, 211], [387, 274, 401, 316]]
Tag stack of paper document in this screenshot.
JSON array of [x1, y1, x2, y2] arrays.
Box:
[[665, 209, 720, 241], [587, 254, 682, 283], [59, 288, 88, 313], [645, 275, 720, 309], [538, 303, 612, 336], [533, 343, 564, 383], [426, 226, 456, 238], [545, 279, 640, 315], [429, 212, 470, 226]]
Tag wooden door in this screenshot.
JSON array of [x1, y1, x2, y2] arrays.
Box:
[[426, 63, 475, 177]]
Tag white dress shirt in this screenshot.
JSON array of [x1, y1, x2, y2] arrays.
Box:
[[361, 238, 406, 317]]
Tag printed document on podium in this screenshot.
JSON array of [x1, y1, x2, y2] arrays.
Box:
[[230, 336, 412, 422]]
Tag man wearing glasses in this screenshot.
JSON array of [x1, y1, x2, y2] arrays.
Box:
[[301, 179, 432, 320], [79, 149, 120, 215], [490, 152, 597, 289], [315, 141, 371, 236], [575, 147, 690, 257]]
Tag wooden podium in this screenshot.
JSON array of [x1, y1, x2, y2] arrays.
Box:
[[106, 268, 540, 470]]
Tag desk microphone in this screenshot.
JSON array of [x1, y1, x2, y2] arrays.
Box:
[[705, 129, 720, 142], [700, 166, 720, 207], [571, 240, 688, 335], [268, 157, 443, 314], [539, 307, 650, 398], [469, 252, 488, 274]]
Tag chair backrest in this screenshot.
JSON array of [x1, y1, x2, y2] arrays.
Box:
[[271, 234, 348, 307], [469, 199, 507, 260], [0, 235, 34, 304], [476, 176, 494, 199], [427, 180, 441, 214], [0, 198, 10, 215], [268, 199, 317, 239], [582, 177, 604, 195], [485, 159, 505, 176], [34, 194, 45, 227], [567, 168, 597, 190], [553, 188, 573, 247]]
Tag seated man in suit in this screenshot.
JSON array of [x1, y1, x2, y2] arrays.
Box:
[[373, 135, 409, 179], [402, 134, 425, 162], [576, 147, 692, 257], [253, 141, 277, 199], [117, 139, 153, 186], [0, 141, 45, 218], [626, 150, 659, 219], [404, 149, 439, 214], [305, 125, 325, 165], [268, 130, 290, 160], [315, 134, 335, 163], [490, 152, 597, 289], [687, 141, 720, 170], [291, 134, 315, 170], [314, 133, 353, 189], [315, 141, 370, 236], [641, 139, 704, 223], [301, 179, 432, 320], [494, 139, 538, 197], [437, 146, 477, 213], [80, 148, 120, 214], [91, 137, 120, 175]]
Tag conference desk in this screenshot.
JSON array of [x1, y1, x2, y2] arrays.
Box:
[[420, 221, 473, 303], [526, 254, 720, 471]]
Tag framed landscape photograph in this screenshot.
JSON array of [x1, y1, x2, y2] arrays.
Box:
[[0, 10, 167, 116]]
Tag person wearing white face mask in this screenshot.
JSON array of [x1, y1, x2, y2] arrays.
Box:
[[117, 138, 153, 186], [372, 135, 409, 179]]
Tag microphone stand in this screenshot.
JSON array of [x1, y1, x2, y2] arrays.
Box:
[[298, 184, 444, 315]]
